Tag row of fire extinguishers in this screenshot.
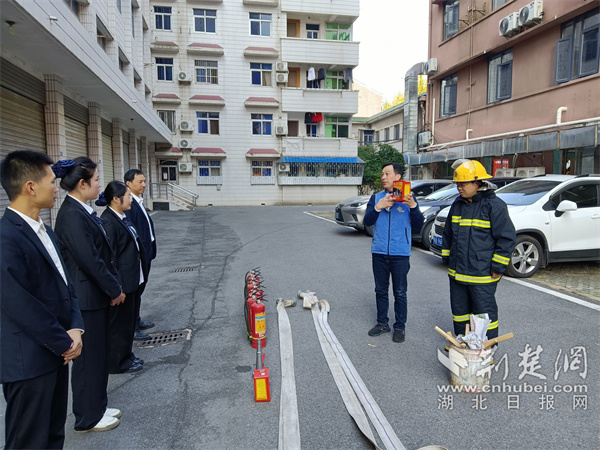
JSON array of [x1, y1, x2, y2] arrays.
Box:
[[244, 268, 270, 402]]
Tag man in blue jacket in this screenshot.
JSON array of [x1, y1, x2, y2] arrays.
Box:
[[363, 162, 424, 343], [1, 150, 84, 449]]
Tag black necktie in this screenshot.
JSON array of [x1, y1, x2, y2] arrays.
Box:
[[90, 211, 107, 237], [123, 217, 139, 239]]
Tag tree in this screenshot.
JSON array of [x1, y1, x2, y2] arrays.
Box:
[[382, 92, 404, 110], [358, 143, 405, 194]]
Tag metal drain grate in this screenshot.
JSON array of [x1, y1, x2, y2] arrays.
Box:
[[133, 329, 192, 348], [171, 266, 201, 273]]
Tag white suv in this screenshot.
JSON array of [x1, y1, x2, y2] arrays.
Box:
[[430, 175, 600, 278]]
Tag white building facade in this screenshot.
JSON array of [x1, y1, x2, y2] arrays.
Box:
[[148, 0, 362, 207]]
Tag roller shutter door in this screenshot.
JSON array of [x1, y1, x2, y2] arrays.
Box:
[[0, 87, 48, 222], [65, 117, 88, 160], [102, 133, 114, 183], [122, 131, 130, 173]]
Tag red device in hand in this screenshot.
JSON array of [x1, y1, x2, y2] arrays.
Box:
[[392, 181, 411, 202]]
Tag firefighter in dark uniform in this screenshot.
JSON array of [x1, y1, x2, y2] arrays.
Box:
[[441, 160, 516, 340]]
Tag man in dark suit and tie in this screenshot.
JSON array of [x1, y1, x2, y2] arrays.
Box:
[[124, 169, 156, 339], [0, 150, 84, 449]]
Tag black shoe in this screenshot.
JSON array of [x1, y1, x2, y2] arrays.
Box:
[[125, 362, 143, 373], [392, 329, 405, 343], [368, 324, 391, 336], [139, 320, 155, 330], [133, 357, 144, 365], [134, 330, 151, 341]]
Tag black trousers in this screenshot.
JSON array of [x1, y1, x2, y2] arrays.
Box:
[[71, 308, 109, 431], [108, 290, 139, 373], [449, 278, 499, 340], [3, 364, 69, 449]]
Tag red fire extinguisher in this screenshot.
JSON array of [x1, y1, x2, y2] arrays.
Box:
[[248, 298, 266, 349]]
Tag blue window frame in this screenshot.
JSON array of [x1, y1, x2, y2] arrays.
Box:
[[197, 160, 221, 177], [252, 114, 272, 135], [251, 63, 272, 86], [155, 6, 172, 30], [488, 50, 512, 103], [156, 57, 173, 81], [443, 0, 459, 40], [250, 13, 271, 36], [555, 8, 599, 83], [194, 9, 216, 33], [196, 112, 219, 134], [307, 24, 319, 39], [440, 73, 458, 117]]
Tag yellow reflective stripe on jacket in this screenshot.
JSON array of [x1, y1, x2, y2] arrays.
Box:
[[492, 253, 510, 265], [488, 321, 498, 330], [441, 249, 450, 256], [458, 218, 491, 228], [451, 215, 461, 223], [448, 270, 500, 284], [452, 314, 470, 323]]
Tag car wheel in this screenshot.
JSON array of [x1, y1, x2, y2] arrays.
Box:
[[506, 234, 543, 278], [420, 221, 433, 251], [364, 225, 373, 237]]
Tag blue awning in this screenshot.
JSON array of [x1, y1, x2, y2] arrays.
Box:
[[281, 157, 365, 164]]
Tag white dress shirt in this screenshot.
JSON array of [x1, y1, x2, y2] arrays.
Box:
[[131, 193, 155, 242], [109, 207, 145, 285]]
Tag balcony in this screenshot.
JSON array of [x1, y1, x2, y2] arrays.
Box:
[[281, 0, 359, 19], [281, 88, 357, 114], [282, 137, 357, 157], [281, 38, 359, 67]]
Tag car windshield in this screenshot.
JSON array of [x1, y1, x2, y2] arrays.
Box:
[[496, 179, 561, 205], [423, 184, 459, 201]]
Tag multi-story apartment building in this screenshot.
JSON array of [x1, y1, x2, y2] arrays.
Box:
[[0, 0, 172, 222], [413, 0, 599, 178], [148, 0, 362, 207]]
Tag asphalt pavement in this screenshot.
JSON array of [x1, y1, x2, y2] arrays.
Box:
[[1, 206, 598, 449]]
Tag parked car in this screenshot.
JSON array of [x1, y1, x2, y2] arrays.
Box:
[[334, 179, 453, 236], [413, 177, 520, 250], [430, 174, 600, 278]]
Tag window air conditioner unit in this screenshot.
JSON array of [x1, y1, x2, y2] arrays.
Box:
[[178, 139, 192, 149], [515, 167, 545, 178], [425, 58, 438, 76], [278, 163, 290, 172], [519, 0, 543, 27], [276, 73, 288, 84], [178, 163, 193, 173], [276, 61, 288, 72], [417, 131, 432, 148], [499, 12, 520, 37], [494, 168, 516, 177], [417, 167, 432, 180], [179, 121, 193, 131], [275, 124, 288, 135], [178, 71, 192, 82]]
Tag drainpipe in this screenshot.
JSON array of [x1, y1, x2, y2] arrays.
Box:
[[431, 98, 436, 145], [556, 107, 567, 124]]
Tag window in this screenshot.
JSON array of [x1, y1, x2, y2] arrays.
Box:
[[252, 160, 273, 177], [492, 0, 511, 10], [250, 13, 271, 36], [160, 160, 177, 182], [116, 0, 121, 13], [306, 124, 318, 137], [63, 0, 79, 16], [156, 58, 173, 81], [154, 6, 172, 30], [441, 73, 458, 117], [443, 0, 459, 40], [325, 71, 348, 90], [384, 128, 390, 142], [132, 6, 135, 37], [394, 124, 401, 141], [97, 28, 106, 50], [197, 160, 221, 177], [158, 110, 176, 133], [488, 50, 512, 103], [252, 114, 272, 135], [251, 63, 272, 86], [555, 8, 599, 83], [197, 112, 219, 134], [551, 183, 598, 209], [307, 24, 319, 39], [195, 60, 218, 84], [361, 130, 374, 145], [326, 23, 350, 41], [194, 9, 216, 33], [325, 117, 349, 138]]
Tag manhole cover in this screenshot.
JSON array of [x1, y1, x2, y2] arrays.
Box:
[[133, 329, 192, 348], [172, 266, 201, 273]]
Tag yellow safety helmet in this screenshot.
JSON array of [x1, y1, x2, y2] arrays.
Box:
[[452, 159, 492, 182]]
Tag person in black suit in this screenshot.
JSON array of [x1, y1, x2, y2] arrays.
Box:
[[54, 157, 126, 433], [98, 181, 148, 374], [124, 169, 156, 339], [0, 151, 84, 449]]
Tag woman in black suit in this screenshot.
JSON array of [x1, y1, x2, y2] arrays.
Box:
[[97, 181, 147, 374], [54, 157, 125, 433]]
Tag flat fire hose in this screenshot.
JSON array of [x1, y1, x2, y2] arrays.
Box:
[[276, 300, 301, 450], [306, 296, 405, 450]]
